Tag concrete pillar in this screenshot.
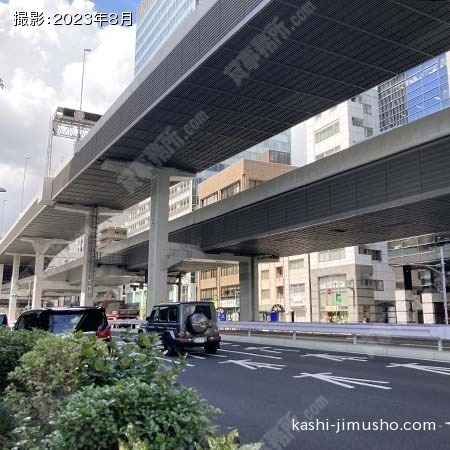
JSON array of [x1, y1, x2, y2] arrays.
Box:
[[80, 207, 98, 306], [239, 258, 259, 321], [146, 172, 170, 315], [422, 293, 437, 324], [8, 254, 20, 321], [395, 290, 414, 324], [30, 240, 52, 309]]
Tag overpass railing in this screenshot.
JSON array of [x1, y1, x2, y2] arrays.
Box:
[[110, 320, 450, 351]]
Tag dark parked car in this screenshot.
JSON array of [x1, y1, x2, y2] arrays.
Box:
[[14, 307, 111, 340], [139, 302, 221, 356], [0, 313, 7, 327]]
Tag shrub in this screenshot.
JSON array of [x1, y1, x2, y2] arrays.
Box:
[[6, 332, 218, 449], [0, 401, 15, 448], [4, 332, 91, 446], [47, 377, 217, 450], [0, 328, 46, 392]]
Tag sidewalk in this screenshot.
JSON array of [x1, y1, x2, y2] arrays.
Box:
[[221, 333, 450, 363]]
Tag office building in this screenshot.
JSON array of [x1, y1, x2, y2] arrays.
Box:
[[135, 0, 201, 75], [197, 158, 296, 320], [378, 53, 450, 132]]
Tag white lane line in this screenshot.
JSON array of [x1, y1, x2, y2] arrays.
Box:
[[221, 342, 232, 345], [387, 362, 450, 375], [155, 356, 195, 367], [188, 354, 206, 360], [219, 359, 286, 371], [245, 346, 282, 354], [294, 372, 391, 390], [231, 344, 240, 347], [219, 349, 283, 360], [273, 348, 301, 353], [301, 353, 368, 362]]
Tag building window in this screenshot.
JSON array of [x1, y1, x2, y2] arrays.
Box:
[[261, 289, 270, 300], [221, 182, 240, 199], [364, 127, 374, 137], [261, 270, 270, 280], [319, 275, 347, 306], [361, 279, 384, 291], [221, 285, 239, 298], [290, 283, 305, 294], [314, 120, 340, 144], [319, 248, 346, 262], [202, 193, 218, 207], [200, 288, 217, 300], [289, 259, 304, 270], [359, 246, 382, 262], [221, 265, 239, 277], [200, 269, 217, 280], [363, 103, 373, 115], [352, 117, 364, 127]]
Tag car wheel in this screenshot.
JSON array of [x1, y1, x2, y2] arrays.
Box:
[[204, 342, 219, 354], [162, 335, 179, 356]]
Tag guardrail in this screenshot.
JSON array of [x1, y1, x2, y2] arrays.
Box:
[[109, 319, 450, 351], [219, 321, 450, 351]]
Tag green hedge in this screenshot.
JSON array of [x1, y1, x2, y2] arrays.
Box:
[[0, 328, 46, 392]]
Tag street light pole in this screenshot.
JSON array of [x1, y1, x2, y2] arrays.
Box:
[[439, 246, 449, 325], [79, 48, 91, 112], [77, 48, 91, 141], [20, 156, 30, 212]]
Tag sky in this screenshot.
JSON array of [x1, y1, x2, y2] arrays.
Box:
[[0, 0, 137, 235]]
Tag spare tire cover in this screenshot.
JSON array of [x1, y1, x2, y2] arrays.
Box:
[[186, 312, 209, 334]]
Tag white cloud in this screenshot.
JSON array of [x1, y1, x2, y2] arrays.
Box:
[[0, 0, 135, 233]]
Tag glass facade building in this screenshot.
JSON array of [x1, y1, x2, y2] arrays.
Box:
[[135, 0, 199, 75], [197, 131, 291, 181], [378, 53, 449, 132]]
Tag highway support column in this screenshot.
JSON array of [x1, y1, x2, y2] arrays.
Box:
[[80, 207, 98, 306], [8, 254, 20, 321], [239, 257, 259, 322], [146, 172, 170, 316], [30, 240, 53, 309]]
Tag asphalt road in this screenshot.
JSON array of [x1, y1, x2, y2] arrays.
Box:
[[175, 340, 450, 450]]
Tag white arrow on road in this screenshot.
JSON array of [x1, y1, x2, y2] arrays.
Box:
[[387, 362, 450, 375], [294, 372, 391, 389], [245, 346, 282, 354], [301, 353, 368, 362], [219, 359, 286, 371]]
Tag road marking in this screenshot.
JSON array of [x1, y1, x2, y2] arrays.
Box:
[[207, 353, 227, 358], [273, 348, 301, 353], [231, 344, 240, 347], [219, 359, 286, 371], [219, 349, 283, 360], [293, 372, 391, 390], [245, 346, 282, 354], [155, 356, 195, 367], [188, 354, 206, 360], [221, 342, 232, 345], [387, 362, 450, 375], [301, 353, 368, 362]]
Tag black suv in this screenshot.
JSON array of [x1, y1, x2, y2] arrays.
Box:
[[140, 302, 221, 355], [14, 307, 111, 340]]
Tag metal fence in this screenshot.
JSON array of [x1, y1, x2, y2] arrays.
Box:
[[110, 319, 450, 351]]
